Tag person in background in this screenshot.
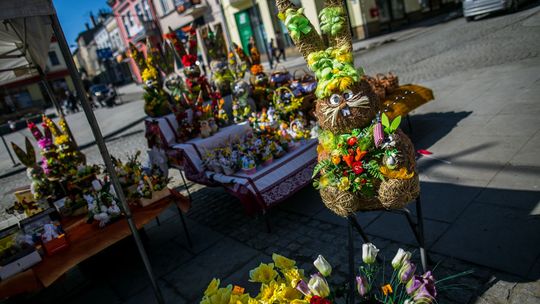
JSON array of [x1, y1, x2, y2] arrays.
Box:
[[247, 36, 255, 56], [268, 38, 277, 68], [275, 31, 286, 62], [65, 90, 79, 113]]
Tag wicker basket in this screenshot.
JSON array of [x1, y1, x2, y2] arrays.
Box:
[[139, 188, 170, 207]]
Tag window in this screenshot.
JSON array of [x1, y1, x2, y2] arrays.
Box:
[[143, 0, 152, 20], [127, 11, 134, 26], [48, 51, 60, 66], [135, 4, 144, 22], [159, 0, 170, 13]]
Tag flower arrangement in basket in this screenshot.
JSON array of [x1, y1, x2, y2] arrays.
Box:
[[111, 151, 144, 200], [276, 0, 419, 217], [137, 165, 171, 207]]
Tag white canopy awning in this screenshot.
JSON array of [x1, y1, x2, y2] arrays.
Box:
[[0, 0, 54, 85]]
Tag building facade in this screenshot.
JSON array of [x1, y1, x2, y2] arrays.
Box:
[[94, 15, 133, 84], [0, 37, 75, 124], [221, 0, 457, 57], [152, 0, 230, 70], [108, 0, 163, 83]]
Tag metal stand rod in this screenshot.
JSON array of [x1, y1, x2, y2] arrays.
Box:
[[348, 215, 372, 243], [264, 211, 271, 233], [347, 219, 356, 304], [179, 170, 193, 202], [0, 134, 17, 166], [176, 205, 193, 248], [416, 197, 428, 272], [155, 216, 161, 226], [50, 12, 164, 304]]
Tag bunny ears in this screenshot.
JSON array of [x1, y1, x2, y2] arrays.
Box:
[[201, 24, 227, 62], [11, 137, 36, 168], [276, 0, 361, 99]]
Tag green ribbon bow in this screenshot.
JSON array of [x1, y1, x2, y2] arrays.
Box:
[[284, 8, 312, 40], [319, 7, 346, 36]]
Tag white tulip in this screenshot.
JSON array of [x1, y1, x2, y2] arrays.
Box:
[[313, 255, 332, 277], [391, 248, 412, 269], [362, 243, 379, 264]]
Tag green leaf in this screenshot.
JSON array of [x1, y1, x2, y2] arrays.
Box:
[[381, 113, 390, 128], [312, 159, 330, 178], [390, 116, 402, 132]]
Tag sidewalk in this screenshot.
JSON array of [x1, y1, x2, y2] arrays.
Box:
[[0, 90, 146, 178], [262, 9, 462, 72]]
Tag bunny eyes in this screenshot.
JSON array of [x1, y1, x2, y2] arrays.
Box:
[[343, 90, 353, 100], [329, 94, 341, 105]]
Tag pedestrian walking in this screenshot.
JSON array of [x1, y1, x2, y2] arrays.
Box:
[[275, 31, 286, 62], [269, 38, 278, 63], [65, 90, 79, 113]]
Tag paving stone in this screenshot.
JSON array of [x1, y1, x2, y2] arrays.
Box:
[[173, 218, 222, 254], [415, 181, 483, 223], [163, 237, 259, 301], [432, 202, 540, 277], [364, 211, 449, 248], [122, 280, 186, 304], [475, 164, 540, 212]]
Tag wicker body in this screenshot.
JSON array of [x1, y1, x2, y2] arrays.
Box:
[[318, 129, 419, 217]]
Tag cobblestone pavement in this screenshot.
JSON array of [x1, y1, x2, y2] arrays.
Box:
[[2, 4, 540, 304]]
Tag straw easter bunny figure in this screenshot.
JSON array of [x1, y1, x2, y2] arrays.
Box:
[[276, 0, 419, 216]]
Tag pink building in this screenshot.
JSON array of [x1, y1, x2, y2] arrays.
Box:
[[107, 0, 163, 83]]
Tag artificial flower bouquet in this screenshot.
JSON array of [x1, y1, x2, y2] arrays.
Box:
[[137, 165, 172, 206], [86, 181, 122, 228], [111, 152, 144, 200], [201, 243, 467, 304]]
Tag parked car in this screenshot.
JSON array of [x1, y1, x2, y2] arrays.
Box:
[[90, 84, 116, 107], [463, 0, 520, 21]]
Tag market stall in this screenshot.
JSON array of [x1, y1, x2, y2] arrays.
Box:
[[137, 28, 320, 216], [0, 1, 175, 302]]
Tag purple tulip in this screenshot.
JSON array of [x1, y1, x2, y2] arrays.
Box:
[[296, 279, 311, 296], [413, 284, 437, 303], [398, 260, 416, 283], [356, 275, 369, 296], [406, 276, 423, 295]]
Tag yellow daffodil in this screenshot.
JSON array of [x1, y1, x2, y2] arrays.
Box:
[[283, 267, 304, 287], [201, 286, 232, 304], [258, 281, 279, 302], [379, 166, 415, 179], [228, 293, 252, 304], [249, 263, 278, 284], [290, 300, 310, 304], [275, 283, 303, 302], [204, 278, 220, 296], [272, 253, 296, 270], [338, 177, 350, 191]]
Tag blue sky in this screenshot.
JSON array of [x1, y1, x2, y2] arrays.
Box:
[[53, 0, 110, 46]]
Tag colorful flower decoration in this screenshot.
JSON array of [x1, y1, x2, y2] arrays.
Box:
[[319, 7, 346, 36], [283, 8, 312, 40]]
